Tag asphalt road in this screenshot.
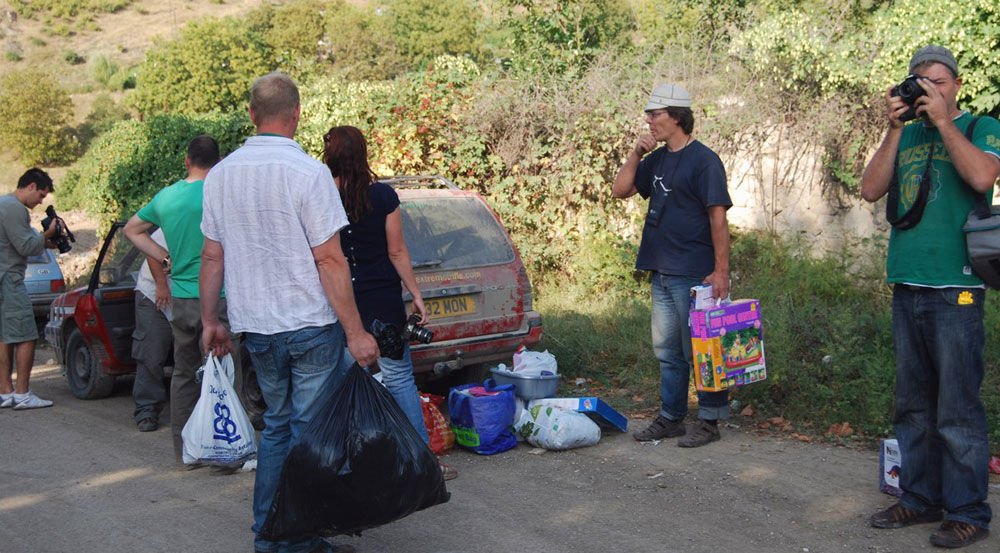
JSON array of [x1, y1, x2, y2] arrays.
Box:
[[1, 345, 995, 553]]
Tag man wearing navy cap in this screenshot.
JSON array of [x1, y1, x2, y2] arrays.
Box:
[[861, 44, 1000, 548], [613, 83, 733, 448]]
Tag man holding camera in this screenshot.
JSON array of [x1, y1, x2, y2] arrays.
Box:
[[0, 168, 61, 410], [861, 45, 1000, 548], [613, 83, 732, 448]]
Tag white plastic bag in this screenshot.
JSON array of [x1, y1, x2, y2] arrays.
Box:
[[512, 349, 558, 376], [181, 353, 257, 466], [514, 404, 600, 450]]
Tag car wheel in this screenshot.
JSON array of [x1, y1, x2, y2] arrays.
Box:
[[235, 346, 266, 431], [65, 328, 116, 399]]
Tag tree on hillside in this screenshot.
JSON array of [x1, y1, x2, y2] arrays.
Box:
[[495, 0, 635, 75], [385, 0, 483, 65], [0, 68, 75, 165], [130, 17, 277, 116]]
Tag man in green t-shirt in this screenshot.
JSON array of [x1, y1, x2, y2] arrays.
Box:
[[124, 135, 236, 464], [860, 45, 1000, 549]]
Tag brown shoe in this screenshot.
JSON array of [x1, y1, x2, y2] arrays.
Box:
[[677, 419, 721, 448], [929, 521, 989, 548], [869, 502, 943, 529], [440, 462, 459, 481], [633, 415, 686, 441]]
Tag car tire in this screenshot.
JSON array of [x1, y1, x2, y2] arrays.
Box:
[[65, 328, 116, 399], [235, 347, 266, 431]]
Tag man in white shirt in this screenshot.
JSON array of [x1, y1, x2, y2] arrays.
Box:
[[131, 229, 173, 432], [199, 72, 377, 553]]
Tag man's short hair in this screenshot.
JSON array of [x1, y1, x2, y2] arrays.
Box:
[[667, 107, 695, 135], [187, 135, 220, 169], [17, 168, 54, 192], [249, 72, 300, 124]]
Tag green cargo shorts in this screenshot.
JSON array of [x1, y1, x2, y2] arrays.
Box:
[[0, 271, 38, 344]]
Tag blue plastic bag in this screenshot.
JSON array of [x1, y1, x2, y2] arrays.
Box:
[[448, 381, 517, 455]]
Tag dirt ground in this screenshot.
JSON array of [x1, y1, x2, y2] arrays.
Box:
[[0, 344, 997, 553]]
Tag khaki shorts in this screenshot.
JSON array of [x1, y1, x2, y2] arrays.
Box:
[[0, 271, 38, 344]]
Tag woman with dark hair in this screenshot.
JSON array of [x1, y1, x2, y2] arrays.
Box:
[[323, 125, 457, 480]]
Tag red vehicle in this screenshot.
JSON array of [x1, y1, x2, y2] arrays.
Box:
[[45, 175, 541, 401]]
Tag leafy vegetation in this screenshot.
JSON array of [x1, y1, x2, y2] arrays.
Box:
[[0, 69, 75, 165], [33, 0, 1000, 443], [9, 0, 132, 21]]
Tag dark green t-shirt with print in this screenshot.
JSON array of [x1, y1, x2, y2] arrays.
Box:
[[886, 112, 1000, 286]]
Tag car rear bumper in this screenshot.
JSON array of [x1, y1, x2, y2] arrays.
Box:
[[31, 292, 61, 318], [44, 318, 64, 362], [411, 311, 543, 375]]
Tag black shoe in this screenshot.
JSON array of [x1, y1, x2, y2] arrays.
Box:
[[677, 419, 721, 448], [869, 502, 943, 529], [137, 418, 158, 432], [633, 415, 686, 441], [929, 521, 989, 548]]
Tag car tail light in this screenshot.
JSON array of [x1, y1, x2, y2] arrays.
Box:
[[517, 265, 533, 312], [50, 279, 65, 293]]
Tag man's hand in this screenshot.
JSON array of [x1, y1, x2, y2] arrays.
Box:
[[410, 295, 428, 325], [154, 283, 171, 311], [202, 321, 233, 358], [704, 270, 730, 300], [633, 134, 658, 157], [885, 86, 909, 130], [347, 331, 379, 368], [914, 78, 950, 127]]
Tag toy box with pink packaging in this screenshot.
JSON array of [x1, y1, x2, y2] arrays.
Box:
[[689, 288, 766, 392]]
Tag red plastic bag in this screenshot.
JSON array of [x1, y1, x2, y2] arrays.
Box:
[[989, 456, 1000, 475], [421, 393, 454, 455]]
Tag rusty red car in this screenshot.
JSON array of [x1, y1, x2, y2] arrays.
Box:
[[44, 175, 541, 403]]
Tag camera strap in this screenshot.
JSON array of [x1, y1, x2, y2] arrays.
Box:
[[886, 117, 979, 229]]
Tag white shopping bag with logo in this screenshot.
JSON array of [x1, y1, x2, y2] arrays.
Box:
[[181, 353, 257, 466]]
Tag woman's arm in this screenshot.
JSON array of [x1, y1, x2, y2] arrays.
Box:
[[385, 207, 427, 323]]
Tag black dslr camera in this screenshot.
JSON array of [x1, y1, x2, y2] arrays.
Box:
[[891, 74, 927, 122], [371, 314, 434, 360], [41, 205, 75, 253]]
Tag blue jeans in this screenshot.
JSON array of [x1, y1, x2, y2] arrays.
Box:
[[342, 343, 430, 445], [651, 273, 729, 421], [892, 285, 991, 529], [245, 324, 348, 553]]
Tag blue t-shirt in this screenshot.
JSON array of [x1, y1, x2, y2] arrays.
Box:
[[340, 181, 405, 332], [634, 140, 731, 278]]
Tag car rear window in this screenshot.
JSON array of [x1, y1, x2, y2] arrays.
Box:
[[27, 253, 49, 264], [401, 197, 515, 270]]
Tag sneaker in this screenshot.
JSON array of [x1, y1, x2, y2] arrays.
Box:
[[440, 462, 459, 481], [633, 415, 686, 441], [0, 393, 13, 408], [677, 419, 721, 448], [869, 502, 943, 529], [137, 418, 158, 432], [12, 391, 53, 410], [929, 521, 989, 548]]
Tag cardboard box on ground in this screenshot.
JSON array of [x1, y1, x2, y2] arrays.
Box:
[[688, 285, 767, 392]]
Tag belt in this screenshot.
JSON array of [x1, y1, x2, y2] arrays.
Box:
[[894, 283, 932, 292]]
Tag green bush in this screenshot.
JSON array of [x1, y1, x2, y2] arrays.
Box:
[[59, 112, 253, 228], [9, 0, 131, 20], [385, 0, 483, 65], [323, 1, 407, 80], [64, 50, 85, 65], [0, 68, 75, 165], [130, 17, 277, 116]]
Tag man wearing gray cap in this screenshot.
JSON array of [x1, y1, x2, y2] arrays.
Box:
[[861, 44, 1000, 548], [613, 83, 732, 448]]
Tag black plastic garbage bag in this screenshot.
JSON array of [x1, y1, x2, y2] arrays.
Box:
[[261, 364, 450, 540]]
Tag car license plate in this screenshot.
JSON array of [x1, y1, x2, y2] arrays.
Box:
[[425, 295, 476, 319]]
